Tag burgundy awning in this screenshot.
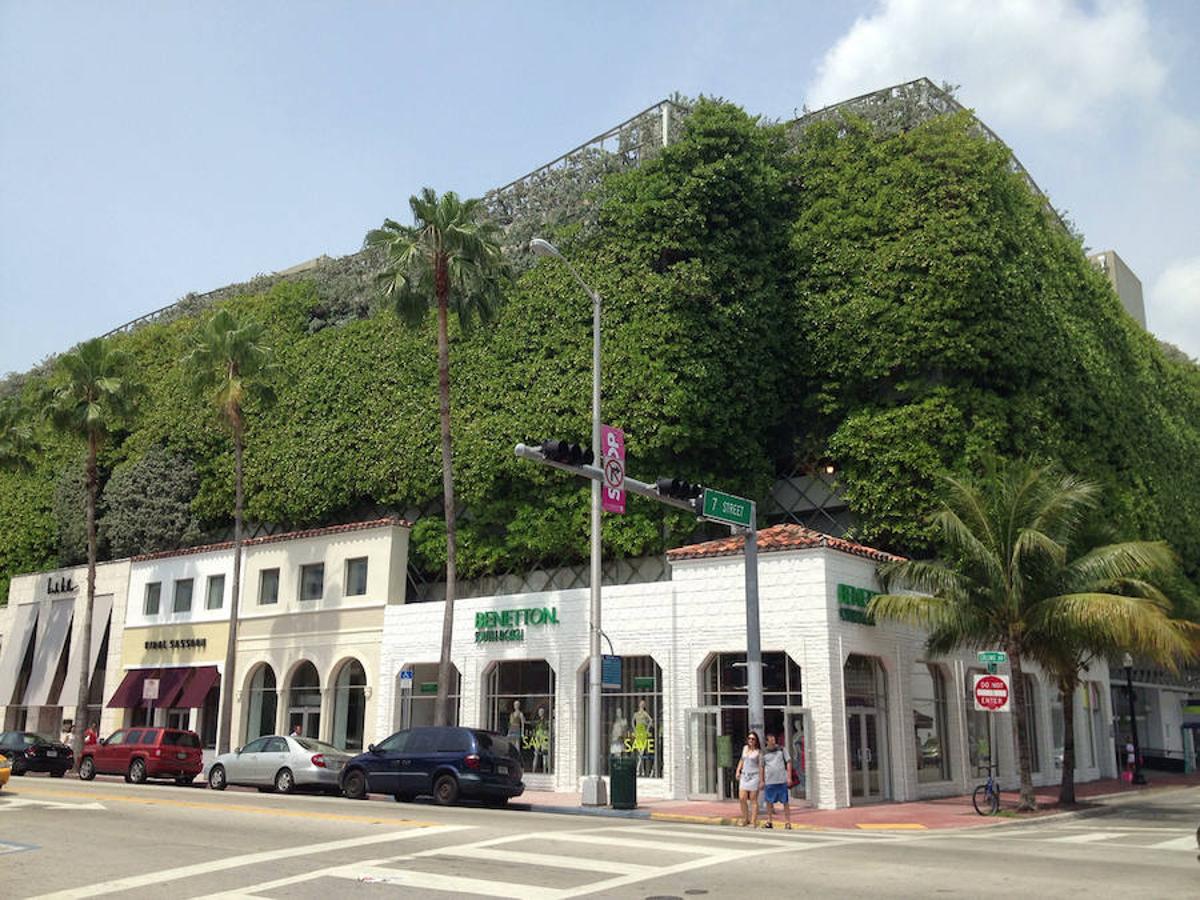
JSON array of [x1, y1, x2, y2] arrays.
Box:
[[175, 666, 220, 708], [106, 669, 150, 708], [147, 666, 193, 709]]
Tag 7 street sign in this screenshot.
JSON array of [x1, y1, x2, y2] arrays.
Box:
[[977, 651, 1008, 664], [701, 489, 754, 528]]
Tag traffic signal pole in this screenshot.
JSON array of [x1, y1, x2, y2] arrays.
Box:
[[742, 520, 765, 744]]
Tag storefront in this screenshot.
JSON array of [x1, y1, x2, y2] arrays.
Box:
[[378, 524, 1117, 808]]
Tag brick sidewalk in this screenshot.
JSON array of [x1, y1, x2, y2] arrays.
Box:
[[520, 771, 1200, 830]]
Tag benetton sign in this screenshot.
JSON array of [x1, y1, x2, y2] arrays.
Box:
[[475, 607, 560, 643], [837, 584, 877, 626]]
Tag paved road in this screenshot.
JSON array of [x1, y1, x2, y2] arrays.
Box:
[[1, 776, 1196, 898]]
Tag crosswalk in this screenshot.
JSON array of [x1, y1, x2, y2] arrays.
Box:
[[948, 823, 1198, 854], [191, 822, 913, 899]]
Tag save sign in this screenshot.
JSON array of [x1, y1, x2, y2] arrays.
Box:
[[601, 425, 626, 514]]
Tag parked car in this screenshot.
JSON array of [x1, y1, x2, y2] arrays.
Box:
[[78, 727, 203, 784], [0, 754, 11, 789], [208, 735, 351, 794], [0, 731, 73, 777], [340, 726, 524, 806]]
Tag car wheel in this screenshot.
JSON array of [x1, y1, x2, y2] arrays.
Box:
[[128, 758, 147, 785], [342, 769, 367, 800], [433, 774, 459, 806], [79, 757, 96, 781], [208, 765, 227, 791], [274, 768, 295, 794], [12, 758, 26, 776]]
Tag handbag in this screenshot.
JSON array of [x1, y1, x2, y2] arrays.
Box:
[[787, 766, 801, 789]]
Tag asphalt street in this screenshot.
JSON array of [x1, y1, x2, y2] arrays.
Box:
[[1, 776, 1197, 898]]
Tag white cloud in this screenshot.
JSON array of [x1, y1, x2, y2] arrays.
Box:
[[1148, 258, 1200, 362], [807, 0, 1166, 132]]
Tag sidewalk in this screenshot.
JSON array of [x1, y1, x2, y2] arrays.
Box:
[[518, 771, 1200, 831]]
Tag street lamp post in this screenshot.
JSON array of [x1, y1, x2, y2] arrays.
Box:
[[531, 238, 607, 806], [1122, 653, 1147, 785]]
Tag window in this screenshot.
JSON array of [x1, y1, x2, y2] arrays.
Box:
[[244, 665, 277, 743], [964, 668, 994, 776], [125, 730, 144, 744], [397, 664, 462, 729], [406, 729, 438, 753], [912, 662, 950, 782], [205, 574, 225, 610], [436, 728, 472, 753], [582, 656, 664, 777], [299, 563, 324, 602], [105, 730, 127, 746], [173, 579, 194, 613], [259, 569, 280, 605], [138, 730, 159, 745], [266, 737, 288, 753], [144, 583, 161, 616], [241, 736, 271, 754], [375, 731, 408, 753], [1021, 674, 1041, 773], [345, 557, 369, 596], [485, 660, 555, 775], [163, 731, 200, 748], [332, 659, 367, 752]]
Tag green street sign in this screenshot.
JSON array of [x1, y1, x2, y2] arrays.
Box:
[[978, 651, 1008, 664], [701, 489, 754, 528]]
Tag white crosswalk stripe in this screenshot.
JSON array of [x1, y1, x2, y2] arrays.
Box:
[[946, 824, 1198, 854]]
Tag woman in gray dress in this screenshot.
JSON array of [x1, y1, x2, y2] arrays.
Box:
[[735, 731, 764, 827]]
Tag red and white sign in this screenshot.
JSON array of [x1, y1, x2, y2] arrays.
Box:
[[142, 678, 160, 702], [973, 673, 1010, 712], [601, 425, 625, 515]]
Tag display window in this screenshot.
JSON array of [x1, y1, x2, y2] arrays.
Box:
[[581, 656, 663, 777], [485, 660, 555, 775], [912, 662, 950, 782]]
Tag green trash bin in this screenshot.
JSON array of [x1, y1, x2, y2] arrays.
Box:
[[610, 755, 637, 810]]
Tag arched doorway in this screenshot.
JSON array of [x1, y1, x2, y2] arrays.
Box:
[[243, 664, 277, 743], [332, 659, 367, 751], [844, 654, 890, 803], [287, 661, 321, 740]]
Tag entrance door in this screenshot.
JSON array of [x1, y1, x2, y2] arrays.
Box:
[[848, 710, 887, 803], [685, 707, 722, 800], [288, 708, 320, 740], [783, 707, 809, 802]]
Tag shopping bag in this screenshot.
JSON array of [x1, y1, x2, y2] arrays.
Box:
[[788, 768, 801, 789], [1121, 770, 1133, 783]]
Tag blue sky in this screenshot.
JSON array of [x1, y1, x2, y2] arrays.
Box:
[[2, 0, 1198, 375]]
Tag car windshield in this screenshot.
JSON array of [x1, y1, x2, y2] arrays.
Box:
[[25, 734, 51, 746], [162, 732, 200, 748], [293, 738, 345, 756]]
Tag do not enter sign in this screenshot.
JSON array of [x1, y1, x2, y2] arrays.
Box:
[[973, 673, 1010, 712]]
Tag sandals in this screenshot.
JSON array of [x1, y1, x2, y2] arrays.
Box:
[[784, 823, 793, 830], [763, 822, 773, 829]]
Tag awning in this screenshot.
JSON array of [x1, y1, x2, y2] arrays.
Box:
[[0, 603, 39, 705], [149, 667, 192, 709], [64, 594, 114, 705], [106, 669, 150, 708], [176, 666, 220, 708], [24, 599, 75, 707]]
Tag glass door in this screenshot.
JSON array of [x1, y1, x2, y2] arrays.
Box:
[[783, 707, 809, 802], [848, 710, 887, 803], [685, 707, 722, 799], [288, 708, 320, 740]]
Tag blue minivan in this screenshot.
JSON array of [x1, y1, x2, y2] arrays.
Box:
[[340, 725, 524, 806]]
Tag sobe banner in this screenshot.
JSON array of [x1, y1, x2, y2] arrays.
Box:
[[601, 424, 626, 515]]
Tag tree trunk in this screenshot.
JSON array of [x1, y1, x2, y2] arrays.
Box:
[[433, 266, 457, 728], [70, 432, 98, 770], [217, 424, 245, 754], [1008, 649, 1037, 811], [1058, 676, 1077, 806]]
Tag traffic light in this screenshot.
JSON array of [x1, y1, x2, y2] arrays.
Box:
[[539, 439, 592, 467], [655, 476, 704, 503]]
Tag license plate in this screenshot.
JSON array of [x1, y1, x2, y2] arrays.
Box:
[[496, 764, 508, 775], [177, 752, 188, 760], [47, 750, 58, 758]]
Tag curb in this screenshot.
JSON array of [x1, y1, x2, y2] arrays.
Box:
[[521, 803, 650, 820]]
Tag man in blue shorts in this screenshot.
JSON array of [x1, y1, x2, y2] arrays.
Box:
[[761, 732, 794, 829]]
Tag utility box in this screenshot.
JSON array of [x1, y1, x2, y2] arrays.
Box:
[[610, 756, 637, 810]]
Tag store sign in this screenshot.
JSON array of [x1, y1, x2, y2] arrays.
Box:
[[837, 584, 877, 625], [47, 575, 77, 595], [144, 637, 207, 651], [474, 606, 560, 643]]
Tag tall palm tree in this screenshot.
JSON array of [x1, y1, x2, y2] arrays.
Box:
[[183, 308, 275, 754], [48, 338, 138, 767], [366, 188, 509, 726], [868, 458, 1195, 810]]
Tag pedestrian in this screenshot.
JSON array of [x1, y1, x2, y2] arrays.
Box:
[[291, 723, 302, 738], [761, 733, 793, 830], [61, 721, 74, 745], [83, 721, 99, 745], [735, 730, 763, 827], [1124, 736, 1136, 780]]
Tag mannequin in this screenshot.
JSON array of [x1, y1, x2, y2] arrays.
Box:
[[633, 699, 655, 776], [507, 700, 526, 751], [531, 705, 550, 773], [790, 717, 806, 794], [610, 708, 628, 756]]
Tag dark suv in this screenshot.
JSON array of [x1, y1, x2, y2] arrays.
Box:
[[341, 726, 524, 806]]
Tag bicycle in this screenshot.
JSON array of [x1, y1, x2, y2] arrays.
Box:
[[972, 762, 1000, 816]]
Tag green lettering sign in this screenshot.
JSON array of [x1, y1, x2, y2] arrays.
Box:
[[474, 607, 560, 644], [837, 584, 877, 626]]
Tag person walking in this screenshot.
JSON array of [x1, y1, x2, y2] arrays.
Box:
[[761, 733, 794, 829], [83, 721, 99, 746], [735, 731, 764, 827]]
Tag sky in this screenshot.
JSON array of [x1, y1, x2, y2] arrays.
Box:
[[2, 0, 1198, 376]]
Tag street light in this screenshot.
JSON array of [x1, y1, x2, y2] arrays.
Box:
[[531, 237, 607, 807], [1122, 652, 1147, 785]]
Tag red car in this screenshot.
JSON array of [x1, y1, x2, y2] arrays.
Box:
[[78, 727, 203, 785]]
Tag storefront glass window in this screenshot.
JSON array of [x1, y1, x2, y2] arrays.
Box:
[[1022, 674, 1041, 773], [912, 662, 950, 782], [486, 660, 555, 775], [332, 659, 367, 752], [244, 664, 277, 742], [581, 656, 663, 777], [1083, 682, 1100, 769], [964, 667, 993, 777], [396, 663, 460, 729], [288, 661, 321, 739]]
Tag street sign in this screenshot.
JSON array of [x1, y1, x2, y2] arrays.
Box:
[[142, 678, 159, 702], [973, 673, 1011, 712], [601, 425, 626, 515], [701, 488, 754, 528], [602, 654, 622, 691], [977, 651, 1008, 664]]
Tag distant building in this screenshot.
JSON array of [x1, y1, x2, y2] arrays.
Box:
[[1089, 250, 1145, 327]]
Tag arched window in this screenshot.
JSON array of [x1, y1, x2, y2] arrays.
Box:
[[581, 656, 663, 777], [395, 663, 461, 729], [244, 665, 277, 743], [332, 660, 367, 751], [485, 660, 555, 775], [911, 662, 950, 782], [287, 661, 321, 740]]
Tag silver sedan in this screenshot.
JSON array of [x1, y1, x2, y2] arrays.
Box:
[[207, 735, 351, 794]]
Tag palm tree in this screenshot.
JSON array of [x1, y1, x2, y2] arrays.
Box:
[[366, 188, 509, 726], [183, 308, 275, 754], [47, 338, 138, 768], [0, 396, 38, 469], [868, 458, 1195, 811]]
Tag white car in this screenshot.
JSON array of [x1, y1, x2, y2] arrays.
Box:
[[207, 735, 351, 794]]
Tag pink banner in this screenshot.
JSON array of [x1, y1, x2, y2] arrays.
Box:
[[600, 425, 626, 515]]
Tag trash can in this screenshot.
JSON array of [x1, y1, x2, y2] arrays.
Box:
[[610, 756, 637, 810]]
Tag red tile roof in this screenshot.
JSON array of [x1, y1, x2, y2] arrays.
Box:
[[131, 517, 409, 563], [666, 524, 905, 564]]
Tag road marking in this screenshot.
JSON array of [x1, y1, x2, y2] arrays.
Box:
[[1, 839, 37, 855], [339, 865, 563, 899], [1148, 835, 1198, 851], [0, 797, 105, 811], [33, 825, 473, 900], [533, 831, 731, 854], [1049, 832, 1130, 844], [433, 845, 658, 875], [856, 823, 928, 830]]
